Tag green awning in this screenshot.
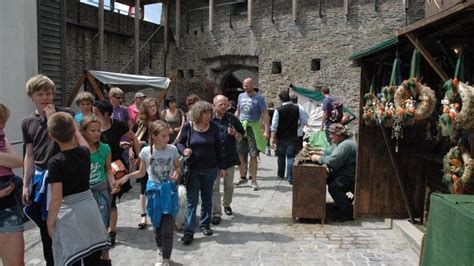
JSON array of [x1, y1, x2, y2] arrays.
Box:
[[349, 37, 400, 60]]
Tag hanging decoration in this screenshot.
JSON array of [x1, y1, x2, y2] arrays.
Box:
[[442, 140, 473, 194], [393, 49, 437, 125], [362, 78, 377, 125], [439, 48, 474, 135], [377, 55, 400, 127]]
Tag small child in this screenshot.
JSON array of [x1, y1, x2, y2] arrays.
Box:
[[0, 103, 25, 266], [74, 91, 95, 125], [46, 112, 110, 266], [118, 120, 180, 266], [80, 116, 119, 265]]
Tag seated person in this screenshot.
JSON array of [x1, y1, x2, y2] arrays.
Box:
[[310, 123, 357, 222]]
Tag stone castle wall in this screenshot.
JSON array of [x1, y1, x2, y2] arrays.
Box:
[[164, 0, 425, 117]]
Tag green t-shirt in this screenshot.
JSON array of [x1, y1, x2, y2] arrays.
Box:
[[89, 142, 111, 185]]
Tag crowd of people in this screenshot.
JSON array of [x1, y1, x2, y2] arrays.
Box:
[[0, 75, 357, 266]]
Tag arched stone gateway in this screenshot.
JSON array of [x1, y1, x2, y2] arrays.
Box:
[[203, 55, 258, 101]]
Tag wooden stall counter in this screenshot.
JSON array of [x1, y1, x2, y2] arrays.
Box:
[[292, 155, 328, 223]]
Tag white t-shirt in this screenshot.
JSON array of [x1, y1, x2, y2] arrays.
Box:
[[139, 144, 180, 183]]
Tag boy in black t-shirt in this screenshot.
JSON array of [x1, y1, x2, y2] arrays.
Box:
[[21, 74, 75, 265], [46, 112, 110, 265]]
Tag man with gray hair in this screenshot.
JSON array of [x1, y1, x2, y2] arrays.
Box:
[[310, 123, 357, 222], [211, 95, 244, 225]]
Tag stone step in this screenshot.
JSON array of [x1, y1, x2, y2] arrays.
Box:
[[393, 219, 424, 255]]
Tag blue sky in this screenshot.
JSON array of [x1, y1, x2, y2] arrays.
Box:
[[81, 0, 162, 24]]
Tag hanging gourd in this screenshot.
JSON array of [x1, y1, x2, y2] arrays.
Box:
[[442, 139, 473, 194], [394, 49, 437, 124]]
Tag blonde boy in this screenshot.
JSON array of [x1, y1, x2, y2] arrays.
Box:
[[21, 74, 75, 265]]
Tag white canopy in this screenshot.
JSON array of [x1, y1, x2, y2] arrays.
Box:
[[89, 70, 170, 90]]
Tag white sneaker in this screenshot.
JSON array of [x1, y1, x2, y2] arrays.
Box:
[[251, 181, 260, 191], [155, 248, 163, 266]]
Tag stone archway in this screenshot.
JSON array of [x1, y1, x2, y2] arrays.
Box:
[[203, 55, 258, 100]]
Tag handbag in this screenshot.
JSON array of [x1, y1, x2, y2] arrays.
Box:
[[111, 159, 128, 180], [180, 122, 193, 186]]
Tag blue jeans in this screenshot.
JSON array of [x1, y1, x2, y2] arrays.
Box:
[[184, 168, 218, 237], [276, 137, 297, 182]]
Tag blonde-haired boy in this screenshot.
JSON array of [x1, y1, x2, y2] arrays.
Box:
[[21, 74, 75, 265]]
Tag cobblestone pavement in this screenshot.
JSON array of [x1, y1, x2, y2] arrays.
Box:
[[23, 153, 419, 265]]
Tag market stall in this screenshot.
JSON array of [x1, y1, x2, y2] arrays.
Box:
[[66, 70, 172, 107], [349, 0, 474, 221]]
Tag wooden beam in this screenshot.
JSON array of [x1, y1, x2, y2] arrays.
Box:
[[343, 0, 349, 17], [176, 0, 180, 47], [379, 124, 416, 223], [86, 72, 106, 101], [66, 72, 87, 107], [134, 0, 140, 74], [292, 0, 298, 22], [163, 2, 168, 52], [98, 0, 104, 70], [406, 32, 450, 82], [247, 0, 252, 27], [209, 0, 214, 32]]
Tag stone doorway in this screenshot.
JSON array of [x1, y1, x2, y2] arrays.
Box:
[[203, 55, 258, 103]]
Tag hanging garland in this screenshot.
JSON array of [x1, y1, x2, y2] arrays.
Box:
[[393, 77, 437, 123], [362, 80, 377, 125], [393, 49, 436, 125], [442, 142, 473, 194], [439, 49, 474, 135], [455, 82, 474, 129]]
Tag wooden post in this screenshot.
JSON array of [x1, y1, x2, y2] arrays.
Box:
[[67, 72, 87, 107], [98, 0, 104, 70], [379, 124, 416, 223], [248, 0, 253, 27], [343, 0, 349, 17], [406, 32, 450, 82], [134, 0, 140, 74], [209, 0, 214, 32], [176, 0, 180, 47], [164, 1, 168, 53], [292, 0, 298, 22]]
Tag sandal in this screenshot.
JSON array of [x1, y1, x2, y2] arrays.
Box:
[[138, 213, 147, 229]]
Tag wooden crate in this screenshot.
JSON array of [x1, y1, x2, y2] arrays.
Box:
[[292, 156, 327, 223]]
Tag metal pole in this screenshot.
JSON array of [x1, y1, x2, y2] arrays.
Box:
[[134, 0, 140, 74], [98, 0, 104, 70]]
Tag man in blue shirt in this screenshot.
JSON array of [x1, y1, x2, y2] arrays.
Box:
[[310, 123, 357, 222], [211, 95, 244, 225], [320, 85, 336, 141], [270, 91, 308, 184], [235, 78, 270, 191]]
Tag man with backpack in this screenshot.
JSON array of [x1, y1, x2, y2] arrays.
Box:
[[320, 85, 343, 141]]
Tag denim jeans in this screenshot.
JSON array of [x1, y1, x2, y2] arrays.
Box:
[[275, 137, 298, 182], [184, 168, 218, 237]]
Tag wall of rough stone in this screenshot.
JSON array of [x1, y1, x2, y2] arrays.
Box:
[[163, 0, 425, 118], [64, 0, 166, 105]]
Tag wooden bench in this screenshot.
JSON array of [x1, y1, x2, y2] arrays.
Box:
[[292, 155, 328, 223]]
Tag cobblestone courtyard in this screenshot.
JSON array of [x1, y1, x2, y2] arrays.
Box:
[[23, 154, 419, 265]]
